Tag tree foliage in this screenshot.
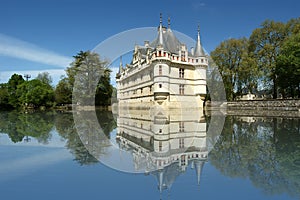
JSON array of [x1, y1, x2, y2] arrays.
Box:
[[275, 33, 300, 98], [211, 17, 300, 100], [249, 20, 288, 98], [17, 79, 54, 107], [0, 83, 10, 109], [55, 77, 72, 104], [211, 38, 258, 100], [7, 74, 25, 107], [67, 51, 112, 106], [36, 72, 53, 86]]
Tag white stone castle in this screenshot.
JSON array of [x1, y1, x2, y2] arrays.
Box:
[[116, 15, 208, 108]]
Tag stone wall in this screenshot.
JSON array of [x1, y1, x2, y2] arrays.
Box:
[[223, 100, 300, 117], [226, 100, 300, 111]]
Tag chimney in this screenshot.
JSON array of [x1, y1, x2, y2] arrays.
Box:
[[191, 47, 194, 56], [144, 40, 150, 47]]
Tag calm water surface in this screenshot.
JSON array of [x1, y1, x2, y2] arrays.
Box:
[[0, 110, 299, 200]]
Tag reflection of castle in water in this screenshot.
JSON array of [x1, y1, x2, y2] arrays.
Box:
[[116, 108, 207, 192]]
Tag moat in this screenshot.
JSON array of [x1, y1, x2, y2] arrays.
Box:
[[0, 109, 300, 200]]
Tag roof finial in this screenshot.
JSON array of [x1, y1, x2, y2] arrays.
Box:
[[197, 23, 201, 43], [168, 16, 171, 29], [160, 13, 162, 26]]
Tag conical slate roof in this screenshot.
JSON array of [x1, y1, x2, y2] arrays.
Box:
[[194, 25, 205, 57]]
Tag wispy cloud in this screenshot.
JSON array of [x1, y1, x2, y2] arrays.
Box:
[[192, 2, 206, 10], [0, 33, 72, 68]]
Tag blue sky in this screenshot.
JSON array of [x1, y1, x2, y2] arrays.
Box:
[[0, 0, 299, 85]]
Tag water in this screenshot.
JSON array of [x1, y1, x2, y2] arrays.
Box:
[[0, 109, 299, 200]]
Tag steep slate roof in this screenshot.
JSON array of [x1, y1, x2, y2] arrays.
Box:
[[150, 19, 205, 57], [150, 26, 182, 54]]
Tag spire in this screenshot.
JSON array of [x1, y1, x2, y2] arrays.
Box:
[[194, 160, 204, 185], [168, 16, 171, 29], [159, 13, 163, 45], [194, 24, 205, 57]]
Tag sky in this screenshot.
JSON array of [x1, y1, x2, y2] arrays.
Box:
[[0, 0, 299, 85]]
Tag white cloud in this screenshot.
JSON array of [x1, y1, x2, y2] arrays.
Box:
[[0, 33, 72, 68]]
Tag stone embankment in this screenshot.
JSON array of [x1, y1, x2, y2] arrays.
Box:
[[227, 99, 300, 111], [207, 100, 300, 117]]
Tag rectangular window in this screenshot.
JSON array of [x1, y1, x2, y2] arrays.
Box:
[[159, 65, 162, 75], [179, 138, 184, 148], [159, 141, 162, 152], [179, 68, 184, 78], [179, 122, 184, 132], [179, 84, 184, 95]]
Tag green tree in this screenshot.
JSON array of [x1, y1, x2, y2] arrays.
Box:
[[36, 72, 53, 86], [286, 17, 300, 35], [7, 74, 25, 107], [66, 51, 112, 106], [95, 68, 113, 106], [55, 77, 72, 104], [0, 83, 10, 109], [211, 38, 257, 100], [249, 20, 287, 99], [276, 33, 300, 98], [17, 79, 54, 108]]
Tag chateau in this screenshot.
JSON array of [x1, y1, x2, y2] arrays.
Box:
[[116, 15, 208, 108]]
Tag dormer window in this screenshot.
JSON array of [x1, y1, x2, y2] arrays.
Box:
[[181, 51, 186, 62]]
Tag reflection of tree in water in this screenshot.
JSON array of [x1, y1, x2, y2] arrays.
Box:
[[55, 111, 116, 165], [0, 111, 54, 143], [0, 110, 117, 166], [209, 116, 300, 198], [95, 110, 117, 138], [72, 111, 116, 165]]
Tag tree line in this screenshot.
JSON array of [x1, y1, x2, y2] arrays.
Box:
[[210, 17, 300, 101], [0, 51, 114, 110]]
